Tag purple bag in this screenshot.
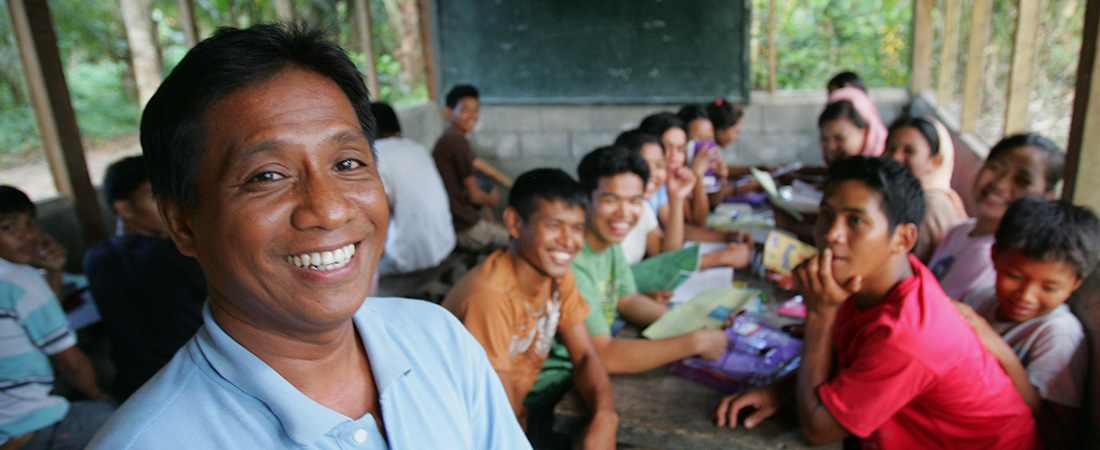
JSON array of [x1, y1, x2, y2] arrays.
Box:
[[670, 315, 802, 393]]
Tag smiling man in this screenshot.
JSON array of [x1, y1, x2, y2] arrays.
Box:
[[87, 24, 527, 449], [443, 169, 617, 449]]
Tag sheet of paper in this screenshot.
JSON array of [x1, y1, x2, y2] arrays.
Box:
[[632, 245, 701, 294], [642, 286, 760, 340], [762, 230, 818, 275], [670, 266, 734, 304], [750, 167, 803, 222]]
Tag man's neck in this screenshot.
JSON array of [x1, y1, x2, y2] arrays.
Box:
[[584, 229, 610, 253], [121, 222, 167, 238], [853, 254, 916, 309], [448, 123, 468, 136], [509, 246, 550, 298]]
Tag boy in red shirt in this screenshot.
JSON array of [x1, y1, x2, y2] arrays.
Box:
[[716, 156, 1038, 449]]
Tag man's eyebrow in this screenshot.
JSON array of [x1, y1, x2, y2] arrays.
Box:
[[331, 130, 369, 145], [238, 139, 285, 158]]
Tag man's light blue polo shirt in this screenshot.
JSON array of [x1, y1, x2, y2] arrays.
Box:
[[88, 297, 530, 449]]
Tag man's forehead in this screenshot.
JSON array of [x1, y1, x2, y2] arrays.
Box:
[[822, 179, 882, 211]]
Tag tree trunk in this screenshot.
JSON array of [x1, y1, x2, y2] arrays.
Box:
[[383, 0, 424, 86], [119, 0, 161, 107], [275, 0, 295, 22]]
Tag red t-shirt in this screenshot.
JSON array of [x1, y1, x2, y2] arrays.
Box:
[[818, 255, 1039, 450]]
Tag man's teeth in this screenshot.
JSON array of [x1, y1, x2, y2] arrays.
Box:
[[285, 244, 356, 271], [610, 222, 632, 232], [549, 251, 573, 263]]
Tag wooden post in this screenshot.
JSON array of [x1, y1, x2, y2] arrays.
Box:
[[1003, 0, 1041, 136], [1064, 0, 1100, 213], [8, 0, 105, 245], [416, 0, 439, 102], [355, 0, 381, 99], [936, 0, 960, 107], [910, 0, 934, 94], [960, 0, 993, 133], [767, 0, 777, 93], [176, 0, 199, 48]]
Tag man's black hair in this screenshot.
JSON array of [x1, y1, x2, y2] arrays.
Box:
[[986, 133, 1065, 194], [508, 168, 589, 222], [818, 100, 867, 129], [676, 105, 709, 127], [0, 186, 35, 216], [827, 71, 867, 92], [370, 102, 401, 137], [141, 22, 375, 210], [823, 156, 925, 233], [104, 156, 150, 210], [888, 116, 940, 156], [638, 113, 685, 140], [576, 146, 650, 196], [613, 129, 664, 154], [706, 99, 743, 130], [994, 197, 1100, 279], [445, 85, 479, 109]]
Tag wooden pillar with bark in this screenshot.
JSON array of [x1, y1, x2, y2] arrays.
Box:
[[1065, 0, 1100, 214]]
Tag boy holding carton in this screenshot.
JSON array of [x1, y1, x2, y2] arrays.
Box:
[[443, 169, 617, 449], [716, 157, 1038, 449], [957, 197, 1100, 449]]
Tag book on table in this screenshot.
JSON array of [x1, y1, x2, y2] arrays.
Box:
[[670, 315, 802, 393]]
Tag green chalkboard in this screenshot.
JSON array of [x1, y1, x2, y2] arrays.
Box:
[[431, 0, 750, 105]]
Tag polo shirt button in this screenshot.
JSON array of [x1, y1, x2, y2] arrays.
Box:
[[353, 429, 368, 443]]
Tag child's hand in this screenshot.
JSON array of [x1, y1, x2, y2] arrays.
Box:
[[715, 385, 780, 429], [692, 328, 729, 361], [722, 310, 747, 329], [667, 167, 696, 200], [715, 243, 752, 269], [793, 248, 860, 313], [952, 301, 1006, 353], [690, 147, 711, 176], [647, 290, 673, 306], [31, 234, 67, 272]]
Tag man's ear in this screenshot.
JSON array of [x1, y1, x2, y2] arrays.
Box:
[[891, 222, 919, 255], [503, 207, 523, 240], [158, 197, 198, 258], [444, 107, 454, 119], [112, 199, 133, 221]]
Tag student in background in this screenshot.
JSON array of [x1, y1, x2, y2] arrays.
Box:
[[433, 84, 512, 252], [883, 116, 968, 262], [640, 113, 711, 227], [84, 156, 207, 402], [826, 71, 867, 93], [707, 99, 743, 149], [716, 157, 1038, 449], [956, 198, 1099, 450], [0, 186, 113, 450], [677, 104, 715, 143], [370, 102, 455, 275], [444, 169, 617, 449], [819, 87, 886, 165], [928, 133, 1064, 300]]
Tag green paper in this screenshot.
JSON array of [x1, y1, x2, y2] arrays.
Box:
[[631, 245, 701, 294], [750, 167, 804, 222], [642, 286, 760, 340]]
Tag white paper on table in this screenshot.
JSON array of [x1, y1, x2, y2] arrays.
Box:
[[670, 266, 734, 304]]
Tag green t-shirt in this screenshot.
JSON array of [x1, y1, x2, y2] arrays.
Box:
[[525, 240, 637, 406]]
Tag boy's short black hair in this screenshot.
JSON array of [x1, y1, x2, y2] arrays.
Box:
[[824, 156, 925, 233], [994, 197, 1100, 279], [0, 186, 35, 216], [888, 116, 940, 156], [676, 105, 709, 126], [576, 146, 650, 196], [638, 113, 685, 139], [104, 156, 150, 209], [819, 100, 867, 129], [141, 23, 375, 211], [987, 133, 1065, 194], [370, 102, 401, 137], [827, 71, 867, 92], [706, 99, 743, 130], [445, 85, 479, 109], [613, 129, 664, 154], [508, 169, 589, 222]]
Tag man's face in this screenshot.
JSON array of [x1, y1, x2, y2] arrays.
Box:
[[116, 181, 169, 237], [165, 68, 388, 334], [813, 180, 899, 287], [992, 249, 1081, 322], [586, 173, 645, 249], [447, 96, 480, 134], [973, 146, 1050, 225], [0, 211, 40, 265], [510, 199, 585, 279]]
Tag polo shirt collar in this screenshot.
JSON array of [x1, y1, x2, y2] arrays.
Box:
[[195, 298, 411, 446]]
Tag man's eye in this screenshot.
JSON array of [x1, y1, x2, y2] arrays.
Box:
[[336, 159, 365, 171], [247, 171, 283, 183]]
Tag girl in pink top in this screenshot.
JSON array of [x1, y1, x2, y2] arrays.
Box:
[[818, 87, 887, 165]]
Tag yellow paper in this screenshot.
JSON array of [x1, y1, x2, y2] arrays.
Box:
[[763, 230, 818, 276], [642, 287, 759, 340]]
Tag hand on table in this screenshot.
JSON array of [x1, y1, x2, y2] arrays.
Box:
[[581, 409, 619, 450], [792, 248, 859, 313], [715, 385, 781, 429], [692, 328, 729, 361], [667, 166, 696, 200], [31, 233, 67, 272], [714, 243, 752, 269]]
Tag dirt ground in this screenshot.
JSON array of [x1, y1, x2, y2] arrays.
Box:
[[0, 135, 142, 201]]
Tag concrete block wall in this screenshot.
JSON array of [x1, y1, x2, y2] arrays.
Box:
[[396, 88, 910, 180]]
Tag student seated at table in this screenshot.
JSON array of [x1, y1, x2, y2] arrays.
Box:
[[677, 104, 715, 143], [0, 185, 114, 450], [639, 113, 710, 226], [715, 156, 1039, 449], [83, 155, 207, 402], [826, 71, 867, 94], [819, 87, 886, 165], [928, 133, 1064, 300], [443, 169, 617, 449], [524, 146, 728, 411], [704, 99, 764, 202], [955, 197, 1099, 450], [883, 116, 968, 262], [615, 130, 751, 270], [433, 84, 513, 252], [370, 101, 456, 275]]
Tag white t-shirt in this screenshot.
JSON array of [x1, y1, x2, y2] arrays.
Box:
[[962, 286, 1086, 408], [927, 219, 995, 300], [622, 203, 660, 265], [376, 137, 456, 274]]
